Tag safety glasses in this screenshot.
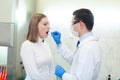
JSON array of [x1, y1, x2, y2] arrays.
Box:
[[72, 20, 79, 25]]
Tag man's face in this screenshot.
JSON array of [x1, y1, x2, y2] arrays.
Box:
[[71, 16, 80, 32]]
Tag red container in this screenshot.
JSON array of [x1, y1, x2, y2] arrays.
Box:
[[0, 66, 6, 80]]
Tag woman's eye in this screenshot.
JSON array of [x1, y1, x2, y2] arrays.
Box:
[[44, 22, 49, 26], [44, 23, 47, 25]]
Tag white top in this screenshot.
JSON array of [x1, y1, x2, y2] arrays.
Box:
[[57, 35, 102, 80], [20, 38, 54, 80]]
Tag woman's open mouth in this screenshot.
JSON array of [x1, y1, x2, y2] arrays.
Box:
[[46, 31, 49, 35]]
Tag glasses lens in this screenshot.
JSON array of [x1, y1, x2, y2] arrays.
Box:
[[72, 20, 79, 25]]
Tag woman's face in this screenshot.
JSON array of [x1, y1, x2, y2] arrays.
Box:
[[38, 17, 50, 38]]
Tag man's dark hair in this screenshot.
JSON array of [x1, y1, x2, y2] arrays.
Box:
[[73, 8, 94, 30]]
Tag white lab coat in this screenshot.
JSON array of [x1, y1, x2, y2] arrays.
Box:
[[20, 38, 55, 80], [57, 36, 101, 80]]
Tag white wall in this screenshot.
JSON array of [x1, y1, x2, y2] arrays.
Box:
[[0, 0, 13, 22], [36, 0, 120, 80]]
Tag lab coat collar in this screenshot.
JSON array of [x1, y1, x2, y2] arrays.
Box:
[[37, 37, 44, 44], [77, 32, 92, 47], [78, 36, 98, 48], [79, 32, 93, 42]]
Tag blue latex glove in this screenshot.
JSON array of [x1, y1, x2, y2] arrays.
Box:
[[55, 65, 66, 78], [51, 31, 61, 45]]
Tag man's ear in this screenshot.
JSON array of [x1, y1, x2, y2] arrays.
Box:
[[79, 21, 84, 29]]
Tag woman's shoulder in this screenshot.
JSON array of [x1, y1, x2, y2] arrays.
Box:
[[21, 40, 33, 47]]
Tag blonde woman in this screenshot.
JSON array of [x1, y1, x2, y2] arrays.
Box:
[[20, 13, 54, 80]]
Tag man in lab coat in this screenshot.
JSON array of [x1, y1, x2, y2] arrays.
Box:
[[51, 8, 102, 80]]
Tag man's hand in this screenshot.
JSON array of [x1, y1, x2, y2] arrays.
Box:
[[55, 65, 66, 78], [51, 31, 61, 45]]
